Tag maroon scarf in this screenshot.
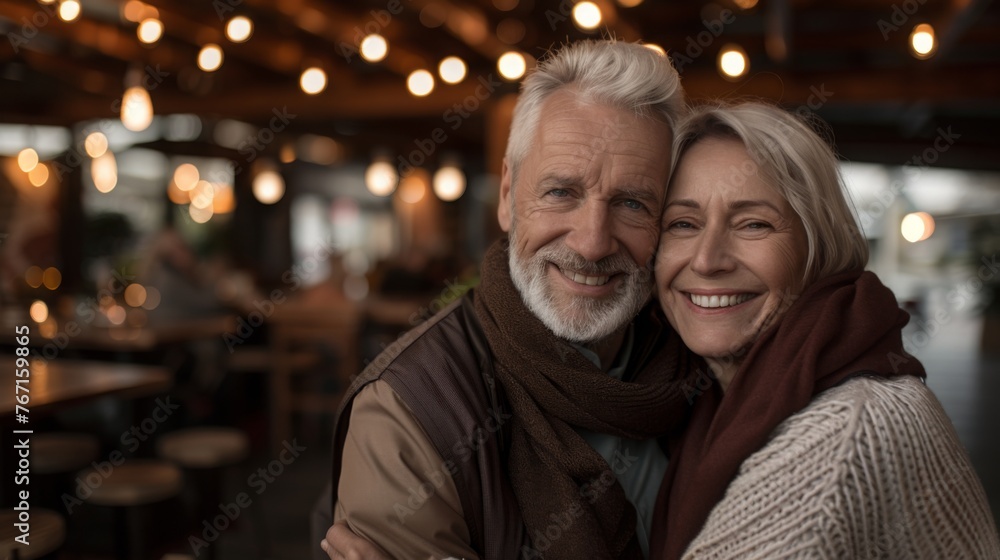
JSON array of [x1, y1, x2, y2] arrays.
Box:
[[649, 270, 926, 559]]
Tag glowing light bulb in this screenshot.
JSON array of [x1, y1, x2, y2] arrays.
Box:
[[300, 67, 327, 94], [365, 160, 398, 196], [572, 1, 602, 30], [198, 44, 224, 72], [910, 24, 936, 59], [407, 70, 434, 97], [85, 132, 108, 158], [360, 34, 388, 62], [137, 18, 163, 44], [433, 165, 465, 201], [59, 0, 81, 22], [718, 45, 748, 79], [226, 16, 253, 43], [498, 51, 526, 81], [901, 212, 935, 242], [121, 86, 154, 131], [17, 148, 38, 173], [92, 152, 118, 193], [439, 56, 467, 84], [253, 170, 285, 204]]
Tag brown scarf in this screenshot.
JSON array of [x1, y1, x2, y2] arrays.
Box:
[[472, 239, 695, 560], [648, 270, 927, 559]]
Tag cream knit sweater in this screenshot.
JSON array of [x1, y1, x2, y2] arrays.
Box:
[[683, 376, 1000, 559]]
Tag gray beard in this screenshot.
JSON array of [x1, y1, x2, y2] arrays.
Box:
[[508, 222, 652, 343]]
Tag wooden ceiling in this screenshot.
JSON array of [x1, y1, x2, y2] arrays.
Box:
[[1, 0, 1000, 170]]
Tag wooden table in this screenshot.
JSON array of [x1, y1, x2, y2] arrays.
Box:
[[0, 358, 172, 418]]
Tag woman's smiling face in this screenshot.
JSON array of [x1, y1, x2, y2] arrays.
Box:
[[655, 136, 809, 366]]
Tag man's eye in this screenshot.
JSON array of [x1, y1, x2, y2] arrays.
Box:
[[623, 199, 644, 211], [547, 189, 569, 198]]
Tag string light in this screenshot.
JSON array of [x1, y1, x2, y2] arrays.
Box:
[[439, 57, 467, 84], [407, 70, 434, 97], [718, 45, 749, 79], [910, 24, 936, 59], [59, 0, 81, 22], [137, 18, 163, 44], [84, 132, 109, 158], [365, 160, 398, 196], [17, 148, 38, 173], [198, 44, 224, 72], [28, 163, 49, 187], [360, 34, 389, 63], [121, 86, 154, 131], [253, 170, 285, 204], [572, 2, 602, 31], [300, 67, 327, 94], [226, 16, 253, 43], [433, 165, 465, 201], [91, 152, 118, 193], [901, 212, 935, 242], [498, 51, 526, 81]]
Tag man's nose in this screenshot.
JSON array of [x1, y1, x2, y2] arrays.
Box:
[[563, 202, 618, 263]]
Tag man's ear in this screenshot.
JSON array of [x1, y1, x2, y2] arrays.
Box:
[[497, 158, 513, 233]]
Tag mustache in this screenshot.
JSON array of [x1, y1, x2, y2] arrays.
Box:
[[534, 244, 641, 276]]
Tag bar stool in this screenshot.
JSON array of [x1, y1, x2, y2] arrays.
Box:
[[32, 432, 101, 510], [77, 460, 183, 560], [156, 427, 249, 559], [0, 508, 65, 559]]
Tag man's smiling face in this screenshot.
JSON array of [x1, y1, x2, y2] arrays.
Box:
[[498, 89, 674, 342]]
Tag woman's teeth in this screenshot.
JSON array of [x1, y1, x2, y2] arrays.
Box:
[[689, 293, 755, 308]]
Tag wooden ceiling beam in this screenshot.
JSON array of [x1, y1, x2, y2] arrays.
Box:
[[680, 65, 1000, 104], [0, 77, 496, 124]]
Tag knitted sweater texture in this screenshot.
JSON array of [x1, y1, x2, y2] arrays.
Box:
[[682, 376, 1000, 560]]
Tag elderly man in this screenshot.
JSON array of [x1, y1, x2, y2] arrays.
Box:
[[316, 40, 690, 560]]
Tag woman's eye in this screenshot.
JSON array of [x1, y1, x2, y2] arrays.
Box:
[[668, 221, 695, 230], [745, 221, 772, 230]]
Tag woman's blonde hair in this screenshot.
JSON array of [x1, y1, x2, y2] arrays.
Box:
[[671, 101, 869, 284]]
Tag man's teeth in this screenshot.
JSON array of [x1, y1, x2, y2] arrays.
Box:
[[569, 271, 610, 286], [689, 293, 755, 308]]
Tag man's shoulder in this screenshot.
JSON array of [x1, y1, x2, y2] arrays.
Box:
[[363, 294, 484, 381]]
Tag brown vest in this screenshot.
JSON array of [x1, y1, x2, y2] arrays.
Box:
[[331, 294, 530, 558]]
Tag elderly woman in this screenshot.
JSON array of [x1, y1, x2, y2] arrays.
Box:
[[648, 102, 999, 559]]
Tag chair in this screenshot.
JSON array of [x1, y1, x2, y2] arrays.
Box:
[[156, 427, 249, 560], [77, 460, 183, 560], [267, 304, 360, 450]]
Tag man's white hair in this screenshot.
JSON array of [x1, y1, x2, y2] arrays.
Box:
[[504, 39, 686, 188]]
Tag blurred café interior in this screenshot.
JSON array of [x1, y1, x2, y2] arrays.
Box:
[[1, 0, 999, 558]]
